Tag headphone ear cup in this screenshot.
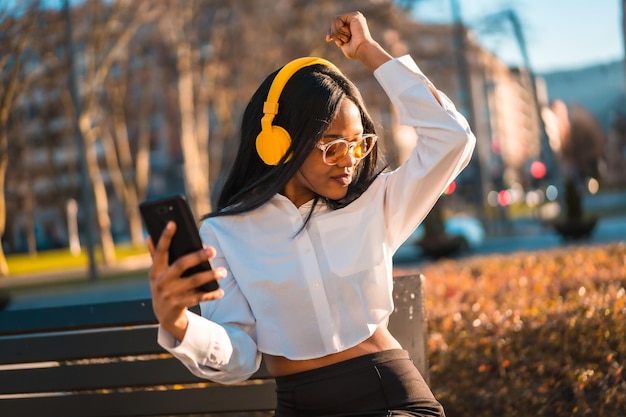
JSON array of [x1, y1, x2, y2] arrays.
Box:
[[255, 125, 292, 165]]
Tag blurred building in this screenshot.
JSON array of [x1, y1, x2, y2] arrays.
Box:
[[387, 18, 544, 210], [2, 2, 548, 253]]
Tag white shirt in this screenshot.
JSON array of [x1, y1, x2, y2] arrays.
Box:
[[158, 55, 476, 384]]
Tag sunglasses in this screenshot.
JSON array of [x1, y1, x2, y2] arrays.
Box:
[[315, 134, 377, 166]]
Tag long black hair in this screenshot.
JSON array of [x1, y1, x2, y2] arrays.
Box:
[[203, 62, 384, 220]]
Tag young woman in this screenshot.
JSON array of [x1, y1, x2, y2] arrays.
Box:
[[148, 11, 475, 417]]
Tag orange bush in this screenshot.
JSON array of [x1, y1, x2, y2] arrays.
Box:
[[421, 242, 626, 416]]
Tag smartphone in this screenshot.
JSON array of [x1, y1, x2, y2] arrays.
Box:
[[139, 194, 219, 292]]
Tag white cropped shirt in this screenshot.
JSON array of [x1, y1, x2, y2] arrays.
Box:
[[158, 55, 476, 384]]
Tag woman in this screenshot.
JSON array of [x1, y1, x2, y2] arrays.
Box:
[[148, 11, 475, 417]]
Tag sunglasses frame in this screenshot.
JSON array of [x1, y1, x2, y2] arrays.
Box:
[[315, 133, 378, 166]]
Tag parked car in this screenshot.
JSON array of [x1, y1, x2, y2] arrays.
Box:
[[444, 216, 486, 248]]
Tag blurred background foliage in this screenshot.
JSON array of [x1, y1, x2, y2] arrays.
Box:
[[422, 242, 626, 416]]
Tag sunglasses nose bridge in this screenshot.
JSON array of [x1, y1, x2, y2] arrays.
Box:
[[340, 139, 364, 157], [320, 135, 375, 165]]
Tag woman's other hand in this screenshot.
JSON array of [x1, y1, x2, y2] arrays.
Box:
[[326, 11, 392, 72]]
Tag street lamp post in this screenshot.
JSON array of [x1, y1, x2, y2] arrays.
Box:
[[63, 0, 98, 280], [502, 9, 558, 183], [449, 0, 492, 217]]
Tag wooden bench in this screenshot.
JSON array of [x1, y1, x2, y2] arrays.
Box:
[[0, 274, 428, 417]]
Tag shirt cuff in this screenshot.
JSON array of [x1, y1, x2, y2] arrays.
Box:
[[157, 309, 233, 370]]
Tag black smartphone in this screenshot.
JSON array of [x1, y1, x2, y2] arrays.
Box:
[[139, 194, 219, 292]]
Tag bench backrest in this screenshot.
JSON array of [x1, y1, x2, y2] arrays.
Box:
[[0, 274, 427, 417]]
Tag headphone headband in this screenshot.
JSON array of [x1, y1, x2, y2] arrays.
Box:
[[256, 57, 340, 165]]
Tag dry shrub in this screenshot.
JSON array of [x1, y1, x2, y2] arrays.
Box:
[[421, 242, 626, 417]]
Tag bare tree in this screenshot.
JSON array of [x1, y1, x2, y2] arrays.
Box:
[[152, 0, 287, 217], [564, 105, 606, 179], [101, 53, 155, 246], [157, 0, 211, 218], [0, 2, 39, 276], [65, 0, 159, 265]]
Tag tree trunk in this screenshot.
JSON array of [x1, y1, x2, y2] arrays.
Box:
[[176, 40, 210, 218], [195, 87, 211, 216], [0, 151, 8, 276], [24, 170, 37, 255], [79, 114, 116, 265], [65, 0, 159, 265], [104, 82, 145, 247], [0, 7, 34, 276], [134, 93, 152, 204]]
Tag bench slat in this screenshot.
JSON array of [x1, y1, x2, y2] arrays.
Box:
[[0, 299, 158, 335], [0, 356, 273, 395], [0, 326, 162, 365], [1, 357, 204, 394], [2, 383, 277, 417]]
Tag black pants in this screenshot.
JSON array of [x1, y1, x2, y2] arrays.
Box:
[[274, 349, 445, 417]]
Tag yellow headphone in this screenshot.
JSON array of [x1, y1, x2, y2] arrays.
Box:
[[255, 57, 340, 165]]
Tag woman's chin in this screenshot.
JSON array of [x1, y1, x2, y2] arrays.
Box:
[[321, 188, 349, 201]]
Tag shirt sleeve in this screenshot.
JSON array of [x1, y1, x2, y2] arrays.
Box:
[[373, 55, 477, 251], [157, 224, 261, 385]]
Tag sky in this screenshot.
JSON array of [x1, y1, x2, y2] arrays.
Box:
[[411, 0, 624, 73]]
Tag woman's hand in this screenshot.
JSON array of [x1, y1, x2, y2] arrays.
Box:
[[326, 11, 392, 72], [147, 221, 225, 341]]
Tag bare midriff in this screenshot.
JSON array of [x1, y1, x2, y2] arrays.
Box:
[[263, 325, 403, 377]]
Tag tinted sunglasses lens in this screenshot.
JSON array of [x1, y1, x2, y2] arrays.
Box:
[[355, 135, 375, 159], [325, 142, 348, 164]]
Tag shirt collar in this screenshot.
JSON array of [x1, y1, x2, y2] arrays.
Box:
[[270, 194, 329, 218]]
